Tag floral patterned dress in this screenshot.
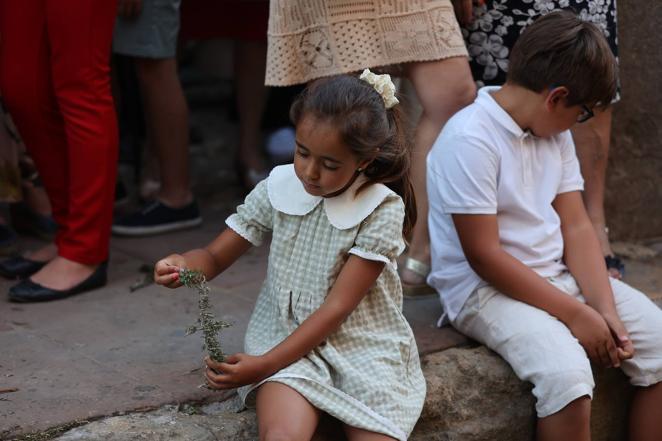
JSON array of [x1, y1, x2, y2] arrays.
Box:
[[462, 0, 618, 87]]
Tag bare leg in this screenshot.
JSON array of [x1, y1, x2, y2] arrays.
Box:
[[629, 382, 662, 441], [234, 40, 268, 187], [21, 181, 51, 217], [401, 58, 476, 287], [571, 108, 618, 277], [135, 57, 192, 207], [344, 425, 398, 441], [256, 382, 320, 441], [537, 396, 591, 441], [30, 256, 97, 290], [26, 243, 57, 262]]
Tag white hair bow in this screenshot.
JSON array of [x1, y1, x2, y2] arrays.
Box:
[[359, 69, 399, 109]]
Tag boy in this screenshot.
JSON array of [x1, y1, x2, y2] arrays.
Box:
[[427, 11, 662, 441]]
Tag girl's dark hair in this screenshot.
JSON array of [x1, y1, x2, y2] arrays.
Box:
[[290, 74, 416, 236]]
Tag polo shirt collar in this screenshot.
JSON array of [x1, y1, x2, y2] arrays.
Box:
[[476, 86, 530, 139]]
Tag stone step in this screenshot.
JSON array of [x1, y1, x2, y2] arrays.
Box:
[[52, 344, 638, 441], [43, 299, 662, 441]]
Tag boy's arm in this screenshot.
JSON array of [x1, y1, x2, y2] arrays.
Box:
[[453, 213, 622, 367], [553, 190, 634, 355]]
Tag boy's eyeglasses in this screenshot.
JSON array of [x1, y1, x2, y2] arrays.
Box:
[[577, 104, 595, 123]]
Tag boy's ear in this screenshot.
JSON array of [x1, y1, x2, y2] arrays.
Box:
[[546, 86, 570, 109]]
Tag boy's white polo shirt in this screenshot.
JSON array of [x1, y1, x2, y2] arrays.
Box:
[[427, 86, 584, 325]]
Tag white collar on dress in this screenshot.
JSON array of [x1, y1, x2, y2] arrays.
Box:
[[267, 164, 394, 230]]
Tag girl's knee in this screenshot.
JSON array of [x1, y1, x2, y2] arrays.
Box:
[[260, 426, 304, 441]]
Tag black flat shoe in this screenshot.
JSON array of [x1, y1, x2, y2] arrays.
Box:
[[0, 256, 49, 279], [8, 262, 107, 303]]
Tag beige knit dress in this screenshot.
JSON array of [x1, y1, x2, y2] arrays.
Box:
[[266, 0, 468, 86]]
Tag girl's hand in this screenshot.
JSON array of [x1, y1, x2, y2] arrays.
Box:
[[600, 311, 635, 361], [153, 254, 187, 288], [204, 354, 272, 389], [566, 303, 622, 368]]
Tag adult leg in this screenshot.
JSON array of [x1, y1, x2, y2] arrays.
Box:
[[235, 39, 269, 188], [343, 425, 398, 441], [571, 107, 620, 278], [135, 57, 192, 207], [111, 0, 202, 236], [401, 58, 475, 291], [0, 1, 66, 266], [256, 382, 320, 441], [26, 0, 118, 291]]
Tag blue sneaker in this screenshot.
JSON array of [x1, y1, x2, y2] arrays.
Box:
[[112, 200, 202, 236]]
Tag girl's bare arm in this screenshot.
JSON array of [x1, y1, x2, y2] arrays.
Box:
[[154, 228, 253, 287], [205, 255, 385, 388]]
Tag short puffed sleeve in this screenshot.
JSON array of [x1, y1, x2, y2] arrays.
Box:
[[225, 179, 273, 246], [348, 194, 406, 265]]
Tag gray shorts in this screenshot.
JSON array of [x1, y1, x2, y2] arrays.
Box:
[[113, 0, 181, 59]]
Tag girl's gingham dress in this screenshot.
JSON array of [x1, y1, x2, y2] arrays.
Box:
[[226, 164, 425, 440]]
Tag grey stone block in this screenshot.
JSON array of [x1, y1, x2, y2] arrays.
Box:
[[54, 346, 636, 441]]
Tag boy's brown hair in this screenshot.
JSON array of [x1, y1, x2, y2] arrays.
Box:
[[507, 10, 617, 108]]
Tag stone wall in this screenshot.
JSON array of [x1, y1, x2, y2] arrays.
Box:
[[607, 2, 662, 240]]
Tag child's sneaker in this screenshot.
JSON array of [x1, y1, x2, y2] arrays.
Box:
[[112, 200, 202, 236]]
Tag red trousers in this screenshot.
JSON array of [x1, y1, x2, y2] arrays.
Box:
[[0, 0, 118, 264]]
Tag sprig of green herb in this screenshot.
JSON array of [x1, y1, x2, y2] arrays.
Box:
[[179, 269, 231, 362]]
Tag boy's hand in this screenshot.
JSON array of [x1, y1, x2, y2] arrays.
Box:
[[153, 254, 187, 288], [600, 311, 635, 361], [566, 304, 622, 368], [204, 354, 271, 389]]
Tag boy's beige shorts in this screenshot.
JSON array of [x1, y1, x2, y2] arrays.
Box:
[[453, 271, 662, 417]]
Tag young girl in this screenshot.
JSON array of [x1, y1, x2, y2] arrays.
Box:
[[154, 71, 426, 441]]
